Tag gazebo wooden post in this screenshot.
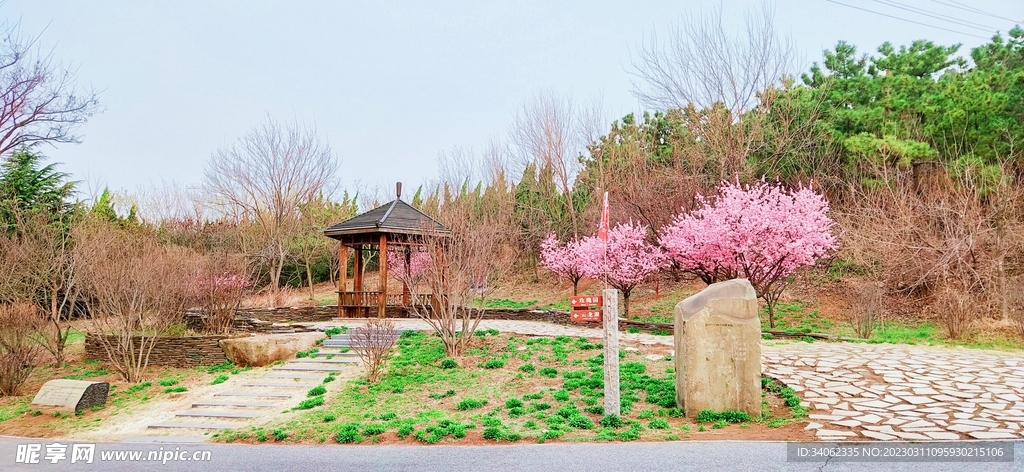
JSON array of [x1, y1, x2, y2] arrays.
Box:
[[338, 244, 349, 318], [378, 234, 388, 318], [354, 245, 364, 316], [402, 245, 411, 307]]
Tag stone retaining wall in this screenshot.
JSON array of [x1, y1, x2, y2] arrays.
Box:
[[84, 334, 236, 367]]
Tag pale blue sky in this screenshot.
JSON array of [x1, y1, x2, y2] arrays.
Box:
[[4, 1, 1021, 199]]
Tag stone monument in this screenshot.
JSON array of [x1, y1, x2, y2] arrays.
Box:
[[31, 379, 109, 413], [674, 278, 761, 418]]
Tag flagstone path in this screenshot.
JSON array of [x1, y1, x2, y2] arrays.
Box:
[[317, 318, 1024, 442]]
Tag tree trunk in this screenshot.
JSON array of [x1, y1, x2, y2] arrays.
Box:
[[305, 261, 315, 300]]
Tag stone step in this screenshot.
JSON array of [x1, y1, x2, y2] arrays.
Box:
[[272, 365, 344, 372], [176, 410, 262, 419], [148, 422, 237, 430], [243, 382, 319, 388], [191, 401, 278, 408], [265, 372, 327, 379], [289, 358, 358, 364], [214, 392, 293, 398], [121, 436, 208, 443]]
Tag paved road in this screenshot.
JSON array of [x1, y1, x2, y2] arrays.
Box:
[[2, 437, 1021, 472]]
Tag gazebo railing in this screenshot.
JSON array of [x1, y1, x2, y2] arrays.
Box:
[[339, 291, 382, 307], [339, 291, 434, 308]]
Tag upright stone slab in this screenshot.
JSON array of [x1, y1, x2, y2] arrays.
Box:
[[674, 278, 761, 418], [31, 379, 109, 413]]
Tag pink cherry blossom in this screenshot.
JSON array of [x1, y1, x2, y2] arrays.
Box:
[[576, 221, 665, 316], [539, 233, 588, 295], [658, 178, 837, 326], [386, 247, 431, 282]]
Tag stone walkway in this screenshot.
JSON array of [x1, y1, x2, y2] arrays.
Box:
[[319, 318, 1024, 442], [763, 342, 1024, 441], [117, 335, 360, 443]]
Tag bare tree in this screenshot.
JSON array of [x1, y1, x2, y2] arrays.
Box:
[[351, 318, 398, 384], [0, 303, 44, 396], [510, 90, 603, 238], [398, 199, 515, 357], [204, 116, 338, 293], [630, 3, 796, 114], [0, 19, 100, 156], [74, 221, 199, 382]]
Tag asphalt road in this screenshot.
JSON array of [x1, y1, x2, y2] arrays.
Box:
[[2, 437, 1022, 472]]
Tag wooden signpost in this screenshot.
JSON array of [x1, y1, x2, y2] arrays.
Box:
[[570, 295, 603, 323]]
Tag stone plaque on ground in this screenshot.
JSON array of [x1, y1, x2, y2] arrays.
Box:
[[674, 278, 761, 418], [31, 379, 109, 412]]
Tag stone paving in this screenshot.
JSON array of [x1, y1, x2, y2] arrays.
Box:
[[763, 342, 1024, 441], [320, 317, 1024, 441]]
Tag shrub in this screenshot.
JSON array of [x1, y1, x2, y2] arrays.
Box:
[[584, 405, 604, 415], [308, 385, 326, 397], [600, 415, 622, 428], [482, 427, 504, 441], [157, 378, 178, 387], [522, 392, 543, 400], [164, 386, 187, 393], [323, 414, 336, 423], [637, 409, 654, 419], [335, 423, 363, 443], [440, 358, 459, 369], [508, 407, 527, 418], [255, 429, 268, 442], [351, 318, 398, 383], [482, 359, 505, 369], [648, 419, 670, 429], [211, 374, 229, 385], [397, 424, 414, 439], [456, 398, 487, 411], [363, 424, 387, 436], [552, 390, 570, 402], [530, 402, 551, 411], [272, 429, 288, 441], [482, 416, 502, 427], [667, 407, 684, 418], [519, 363, 535, 373], [696, 410, 751, 423], [596, 428, 617, 441], [555, 404, 580, 418], [617, 426, 641, 441], [539, 367, 558, 378], [429, 389, 456, 400], [295, 396, 325, 410], [0, 304, 44, 396], [378, 412, 397, 421], [567, 414, 594, 429], [505, 398, 524, 409]]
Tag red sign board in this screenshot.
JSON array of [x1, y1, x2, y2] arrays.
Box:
[[570, 296, 603, 308], [570, 309, 602, 323]]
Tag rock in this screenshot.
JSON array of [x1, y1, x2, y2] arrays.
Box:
[[674, 278, 761, 419], [32, 379, 109, 413], [644, 354, 664, 361], [219, 332, 326, 367]]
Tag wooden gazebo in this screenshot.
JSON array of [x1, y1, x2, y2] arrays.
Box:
[[323, 183, 448, 318]]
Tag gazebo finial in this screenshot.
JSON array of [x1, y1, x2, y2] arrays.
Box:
[[396, 182, 402, 200]]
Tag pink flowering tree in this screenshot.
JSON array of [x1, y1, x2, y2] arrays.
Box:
[[539, 233, 587, 295], [659, 179, 837, 328], [387, 246, 432, 297], [578, 221, 665, 317]]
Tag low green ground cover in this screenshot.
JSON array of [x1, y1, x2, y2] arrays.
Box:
[[219, 331, 804, 444]]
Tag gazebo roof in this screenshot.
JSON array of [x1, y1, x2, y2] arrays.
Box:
[[323, 198, 448, 241]]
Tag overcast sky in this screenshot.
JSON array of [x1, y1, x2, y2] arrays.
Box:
[[4, 0, 1021, 201]]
